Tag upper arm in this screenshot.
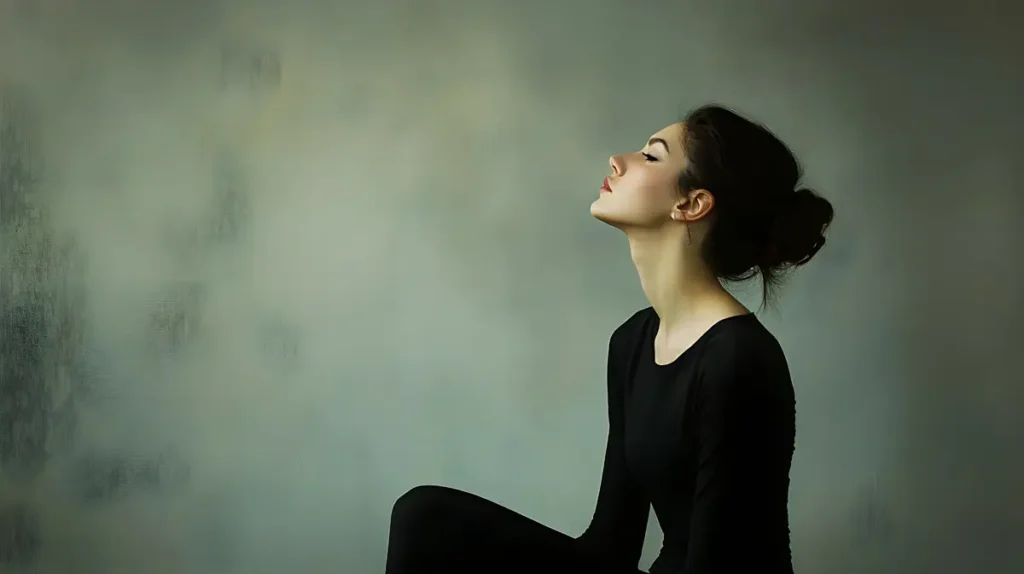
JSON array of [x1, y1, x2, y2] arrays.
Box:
[[685, 338, 795, 571], [692, 353, 758, 505]]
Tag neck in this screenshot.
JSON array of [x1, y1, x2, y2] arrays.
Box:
[[626, 229, 732, 333]]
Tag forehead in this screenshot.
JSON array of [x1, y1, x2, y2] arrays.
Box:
[[651, 122, 685, 141]]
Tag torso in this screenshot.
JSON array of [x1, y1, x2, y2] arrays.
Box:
[[618, 307, 796, 573]]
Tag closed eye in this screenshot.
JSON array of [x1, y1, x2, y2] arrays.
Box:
[[641, 152, 657, 162]]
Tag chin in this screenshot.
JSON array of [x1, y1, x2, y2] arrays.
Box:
[[590, 199, 625, 228]]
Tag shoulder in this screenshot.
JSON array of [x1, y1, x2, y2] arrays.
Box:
[[603, 308, 655, 394], [695, 315, 793, 400], [609, 306, 656, 349], [699, 314, 783, 365]]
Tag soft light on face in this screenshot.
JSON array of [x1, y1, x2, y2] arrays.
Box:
[[590, 122, 688, 230]]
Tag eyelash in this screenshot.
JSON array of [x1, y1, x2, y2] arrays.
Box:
[[641, 152, 657, 162]]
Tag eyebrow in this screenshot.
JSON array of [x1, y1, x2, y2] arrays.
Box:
[[647, 137, 670, 153]]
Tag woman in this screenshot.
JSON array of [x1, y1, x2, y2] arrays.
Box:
[[384, 104, 835, 574]]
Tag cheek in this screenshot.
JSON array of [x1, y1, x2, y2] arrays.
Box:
[[631, 170, 679, 205]]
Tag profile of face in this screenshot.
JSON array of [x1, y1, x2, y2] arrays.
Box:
[[590, 122, 713, 232]]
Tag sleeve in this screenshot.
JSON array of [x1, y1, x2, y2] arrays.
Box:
[[576, 328, 651, 570], [683, 340, 794, 573]]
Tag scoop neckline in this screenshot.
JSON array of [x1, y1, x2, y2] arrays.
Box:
[[649, 311, 756, 368]]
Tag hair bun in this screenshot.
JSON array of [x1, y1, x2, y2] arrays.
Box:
[[765, 187, 835, 268]]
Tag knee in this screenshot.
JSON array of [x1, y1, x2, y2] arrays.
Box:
[[390, 485, 456, 530]]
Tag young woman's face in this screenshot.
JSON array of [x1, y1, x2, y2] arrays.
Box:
[[590, 122, 688, 230]]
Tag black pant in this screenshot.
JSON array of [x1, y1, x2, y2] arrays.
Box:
[[385, 485, 644, 574]]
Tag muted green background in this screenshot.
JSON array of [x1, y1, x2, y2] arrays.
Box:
[[0, 0, 1021, 572]]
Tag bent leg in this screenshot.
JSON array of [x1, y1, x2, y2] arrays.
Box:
[[385, 485, 623, 574]]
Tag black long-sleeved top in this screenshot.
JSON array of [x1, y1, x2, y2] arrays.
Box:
[[576, 308, 796, 574]]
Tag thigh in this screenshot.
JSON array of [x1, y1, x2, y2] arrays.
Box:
[[387, 485, 634, 573]]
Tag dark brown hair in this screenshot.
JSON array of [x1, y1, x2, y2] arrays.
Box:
[[678, 104, 835, 306]]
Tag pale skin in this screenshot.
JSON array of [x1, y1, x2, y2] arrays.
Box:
[[591, 122, 751, 365]]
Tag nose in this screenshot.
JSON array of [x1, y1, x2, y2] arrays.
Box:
[[609, 154, 624, 176]]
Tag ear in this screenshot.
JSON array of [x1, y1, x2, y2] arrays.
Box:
[[670, 189, 714, 223]]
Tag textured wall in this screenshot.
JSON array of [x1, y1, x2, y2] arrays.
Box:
[[0, 0, 1021, 572]]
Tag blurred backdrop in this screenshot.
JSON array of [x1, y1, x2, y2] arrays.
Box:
[[0, 0, 1021, 572]]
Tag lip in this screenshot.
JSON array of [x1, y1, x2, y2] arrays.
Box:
[[600, 177, 612, 192]]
